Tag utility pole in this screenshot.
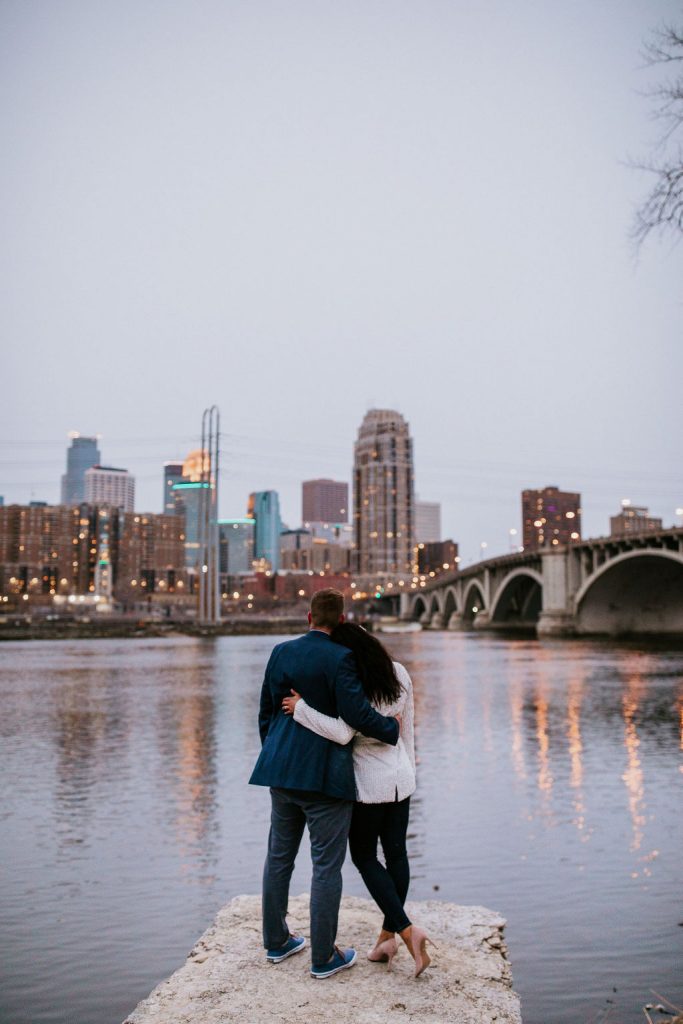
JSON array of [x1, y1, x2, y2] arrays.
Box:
[[198, 405, 221, 625]]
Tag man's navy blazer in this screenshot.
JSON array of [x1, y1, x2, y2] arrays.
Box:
[[249, 630, 399, 800]]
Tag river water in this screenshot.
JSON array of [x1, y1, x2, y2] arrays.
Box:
[[0, 632, 681, 1024]]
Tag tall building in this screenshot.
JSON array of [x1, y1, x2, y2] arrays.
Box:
[[521, 486, 581, 551], [353, 409, 415, 574], [610, 503, 662, 538], [218, 518, 255, 574], [302, 479, 349, 524], [172, 480, 208, 568], [163, 462, 184, 514], [415, 500, 441, 543], [247, 490, 282, 572], [84, 466, 135, 512], [417, 539, 458, 575], [60, 434, 100, 504], [170, 450, 214, 572]]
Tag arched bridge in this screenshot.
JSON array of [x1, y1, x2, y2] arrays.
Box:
[[400, 528, 683, 637]]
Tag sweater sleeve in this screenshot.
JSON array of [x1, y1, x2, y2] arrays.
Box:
[[334, 652, 399, 744], [397, 664, 416, 772], [292, 699, 356, 746]]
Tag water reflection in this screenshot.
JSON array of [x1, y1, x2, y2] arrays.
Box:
[[154, 651, 218, 872], [622, 677, 647, 855], [52, 668, 129, 850], [566, 673, 588, 839], [508, 663, 528, 782], [1, 634, 682, 1024]]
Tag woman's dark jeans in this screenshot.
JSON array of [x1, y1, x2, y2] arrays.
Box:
[[349, 796, 412, 934]]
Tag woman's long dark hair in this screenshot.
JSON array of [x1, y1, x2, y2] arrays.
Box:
[[330, 622, 402, 705]]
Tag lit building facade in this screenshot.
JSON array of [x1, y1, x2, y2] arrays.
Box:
[[60, 434, 100, 504], [521, 486, 581, 550], [0, 502, 188, 604], [280, 528, 351, 574], [302, 479, 349, 524], [247, 490, 282, 572], [0, 503, 121, 599], [172, 481, 209, 569], [415, 501, 441, 543], [610, 504, 662, 538], [116, 512, 187, 602], [218, 518, 255, 574], [353, 409, 415, 575], [416, 539, 458, 575], [84, 466, 135, 512], [163, 462, 184, 514]]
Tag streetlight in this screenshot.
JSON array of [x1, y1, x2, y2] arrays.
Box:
[[480, 541, 488, 561], [676, 507, 683, 527], [508, 527, 517, 552]]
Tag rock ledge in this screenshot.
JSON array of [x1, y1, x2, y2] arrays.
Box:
[[124, 893, 522, 1023]]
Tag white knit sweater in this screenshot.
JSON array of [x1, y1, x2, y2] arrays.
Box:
[[292, 661, 416, 804]]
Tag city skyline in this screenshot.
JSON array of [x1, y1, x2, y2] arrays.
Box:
[[1, 2, 682, 562], [0, 418, 681, 564]]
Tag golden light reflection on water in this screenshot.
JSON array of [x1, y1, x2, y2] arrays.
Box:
[[508, 668, 528, 782], [566, 676, 588, 839], [158, 658, 218, 872], [535, 694, 553, 793], [621, 668, 647, 855]]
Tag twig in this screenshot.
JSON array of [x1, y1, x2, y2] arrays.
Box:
[[650, 991, 683, 1014]]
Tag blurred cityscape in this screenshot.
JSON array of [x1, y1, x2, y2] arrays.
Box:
[[0, 407, 675, 620]]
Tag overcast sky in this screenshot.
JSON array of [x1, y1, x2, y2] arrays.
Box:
[[1, 0, 681, 563]]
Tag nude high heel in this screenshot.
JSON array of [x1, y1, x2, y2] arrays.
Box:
[[367, 936, 399, 969], [408, 925, 435, 978]]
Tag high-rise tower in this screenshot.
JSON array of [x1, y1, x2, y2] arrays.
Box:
[[247, 490, 282, 572], [60, 434, 100, 504], [163, 461, 184, 514], [302, 479, 348, 524], [353, 409, 415, 575]]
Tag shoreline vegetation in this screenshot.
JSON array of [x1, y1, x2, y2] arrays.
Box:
[[0, 614, 306, 642], [2, 615, 683, 646]]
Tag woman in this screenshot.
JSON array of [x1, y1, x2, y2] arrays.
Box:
[[282, 622, 433, 977]]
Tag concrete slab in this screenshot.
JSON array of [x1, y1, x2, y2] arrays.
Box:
[[123, 894, 522, 1024]]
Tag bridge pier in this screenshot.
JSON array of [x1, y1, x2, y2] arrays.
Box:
[[446, 612, 465, 630], [472, 611, 491, 631], [428, 612, 445, 629], [536, 611, 576, 638]]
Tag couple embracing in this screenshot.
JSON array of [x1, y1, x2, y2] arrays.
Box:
[[249, 588, 433, 979]]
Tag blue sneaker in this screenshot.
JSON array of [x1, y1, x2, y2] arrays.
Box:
[[266, 933, 306, 963], [310, 946, 357, 979]]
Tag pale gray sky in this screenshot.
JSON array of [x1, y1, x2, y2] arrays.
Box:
[[1, 0, 681, 563]]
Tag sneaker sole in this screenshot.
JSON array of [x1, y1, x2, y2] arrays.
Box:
[[267, 938, 306, 963], [311, 950, 358, 978]]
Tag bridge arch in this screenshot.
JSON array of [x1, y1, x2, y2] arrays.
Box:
[[574, 549, 683, 636], [442, 586, 459, 627], [490, 568, 543, 628], [462, 579, 486, 624], [410, 594, 428, 622]]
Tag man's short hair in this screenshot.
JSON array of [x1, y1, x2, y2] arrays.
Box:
[[310, 588, 344, 629]]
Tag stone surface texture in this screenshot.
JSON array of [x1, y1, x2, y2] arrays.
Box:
[[124, 894, 522, 1024]]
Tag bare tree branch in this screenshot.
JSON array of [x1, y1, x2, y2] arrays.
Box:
[[633, 22, 683, 245]]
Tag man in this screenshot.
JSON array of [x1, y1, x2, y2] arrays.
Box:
[[249, 588, 399, 979]]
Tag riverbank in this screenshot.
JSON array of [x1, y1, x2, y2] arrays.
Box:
[[123, 893, 521, 1024], [0, 614, 305, 642]]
